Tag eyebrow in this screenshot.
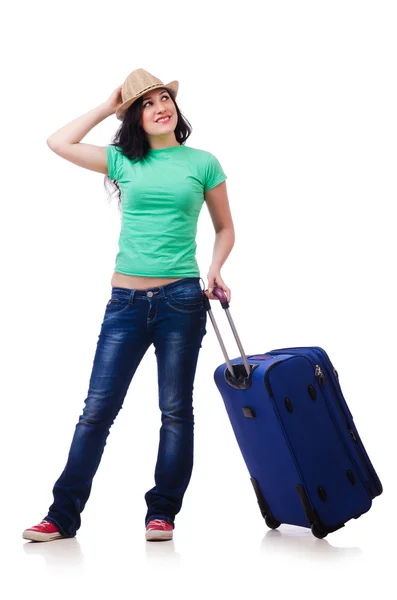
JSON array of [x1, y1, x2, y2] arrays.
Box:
[[142, 89, 169, 101]]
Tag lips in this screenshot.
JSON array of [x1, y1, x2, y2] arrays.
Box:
[[156, 115, 171, 123]]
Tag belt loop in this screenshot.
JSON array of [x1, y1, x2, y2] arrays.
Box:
[[128, 289, 136, 305], [199, 277, 206, 292], [159, 285, 167, 300]]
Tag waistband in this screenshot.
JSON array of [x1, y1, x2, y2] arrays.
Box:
[[110, 277, 205, 300]]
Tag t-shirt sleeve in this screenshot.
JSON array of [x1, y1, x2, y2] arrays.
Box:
[[204, 152, 227, 191], [106, 145, 124, 180]]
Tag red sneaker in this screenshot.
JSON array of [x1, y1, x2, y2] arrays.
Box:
[[23, 519, 65, 542], [145, 519, 173, 541]]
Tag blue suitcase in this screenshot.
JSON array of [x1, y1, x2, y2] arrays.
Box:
[[205, 288, 383, 538]]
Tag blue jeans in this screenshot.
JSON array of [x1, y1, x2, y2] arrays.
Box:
[[44, 277, 207, 537]]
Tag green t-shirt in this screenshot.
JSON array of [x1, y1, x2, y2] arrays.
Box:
[[106, 143, 227, 277]]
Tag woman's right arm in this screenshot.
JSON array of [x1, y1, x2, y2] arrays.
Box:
[[46, 87, 122, 175]]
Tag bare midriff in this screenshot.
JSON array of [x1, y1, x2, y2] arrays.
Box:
[[111, 271, 184, 290]]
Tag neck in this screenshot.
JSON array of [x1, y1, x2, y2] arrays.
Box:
[[147, 133, 180, 151]]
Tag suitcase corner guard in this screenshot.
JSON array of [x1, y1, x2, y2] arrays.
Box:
[[295, 484, 345, 539], [224, 362, 258, 390], [250, 477, 281, 530]]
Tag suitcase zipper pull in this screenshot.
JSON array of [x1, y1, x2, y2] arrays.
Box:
[[315, 364, 324, 384], [349, 428, 357, 442]]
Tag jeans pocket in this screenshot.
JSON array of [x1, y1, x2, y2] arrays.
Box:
[[166, 285, 204, 313], [106, 293, 130, 309]]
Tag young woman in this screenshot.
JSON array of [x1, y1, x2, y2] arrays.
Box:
[[23, 68, 235, 543]]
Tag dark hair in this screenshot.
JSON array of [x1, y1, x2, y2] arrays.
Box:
[[104, 88, 192, 213]]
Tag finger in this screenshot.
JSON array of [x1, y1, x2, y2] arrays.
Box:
[[205, 290, 216, 300]]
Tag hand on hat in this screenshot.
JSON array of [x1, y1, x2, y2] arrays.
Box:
[[105, 86, 123, 114]]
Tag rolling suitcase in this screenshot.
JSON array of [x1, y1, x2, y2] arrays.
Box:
[[204, 287, 383, 538]]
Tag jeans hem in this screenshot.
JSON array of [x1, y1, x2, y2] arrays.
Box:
[[44, 516, 75, 538]]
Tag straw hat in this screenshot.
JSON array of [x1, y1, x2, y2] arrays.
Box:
[[116, 68, 179, 121]]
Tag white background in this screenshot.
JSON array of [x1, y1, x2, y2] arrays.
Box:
[[2, 0, 396, 598]]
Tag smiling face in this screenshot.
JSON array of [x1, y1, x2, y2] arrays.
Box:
[[140, 88, 179, 146]]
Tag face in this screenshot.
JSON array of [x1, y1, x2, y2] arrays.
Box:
[[140, 88, 177, 140]]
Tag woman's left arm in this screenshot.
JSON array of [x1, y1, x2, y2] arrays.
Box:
[[204, 181, 235, 302]]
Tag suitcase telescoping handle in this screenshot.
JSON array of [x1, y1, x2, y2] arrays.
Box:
[[203, 286, 251, 380]]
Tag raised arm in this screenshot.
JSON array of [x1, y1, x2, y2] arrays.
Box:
[[46, 87, 122, 175]]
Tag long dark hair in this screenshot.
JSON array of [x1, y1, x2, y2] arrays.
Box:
[[104, 88, 193, 213]]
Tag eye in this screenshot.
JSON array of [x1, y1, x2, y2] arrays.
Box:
[[143, 94, 169, 108]]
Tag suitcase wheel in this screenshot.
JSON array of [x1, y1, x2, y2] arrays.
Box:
[[265, 515, 281, 530], [311, 523, 328, 539]]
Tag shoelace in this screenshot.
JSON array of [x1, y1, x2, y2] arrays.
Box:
[[147, 519, 170, 529], [39, 520, 52, 528]]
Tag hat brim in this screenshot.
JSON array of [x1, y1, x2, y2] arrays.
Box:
[[115, 80, 179, 121]]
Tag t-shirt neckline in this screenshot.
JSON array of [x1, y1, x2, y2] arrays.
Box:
[[147, 144, 185, 154]]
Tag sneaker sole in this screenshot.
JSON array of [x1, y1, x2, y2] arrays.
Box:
[[145, 529, 173, 541], [22, 530, 65, 542]]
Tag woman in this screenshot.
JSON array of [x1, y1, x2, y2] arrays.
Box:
[[22, 68, 235, 543]]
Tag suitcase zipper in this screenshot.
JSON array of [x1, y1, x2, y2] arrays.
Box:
[[268, 347, 381, 496], [315, 364, 324, 385], [315, 363, 358, 441], [314, 363, 350, 425], [269, 349, 351, 423], [319, 359, 381, 495]]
